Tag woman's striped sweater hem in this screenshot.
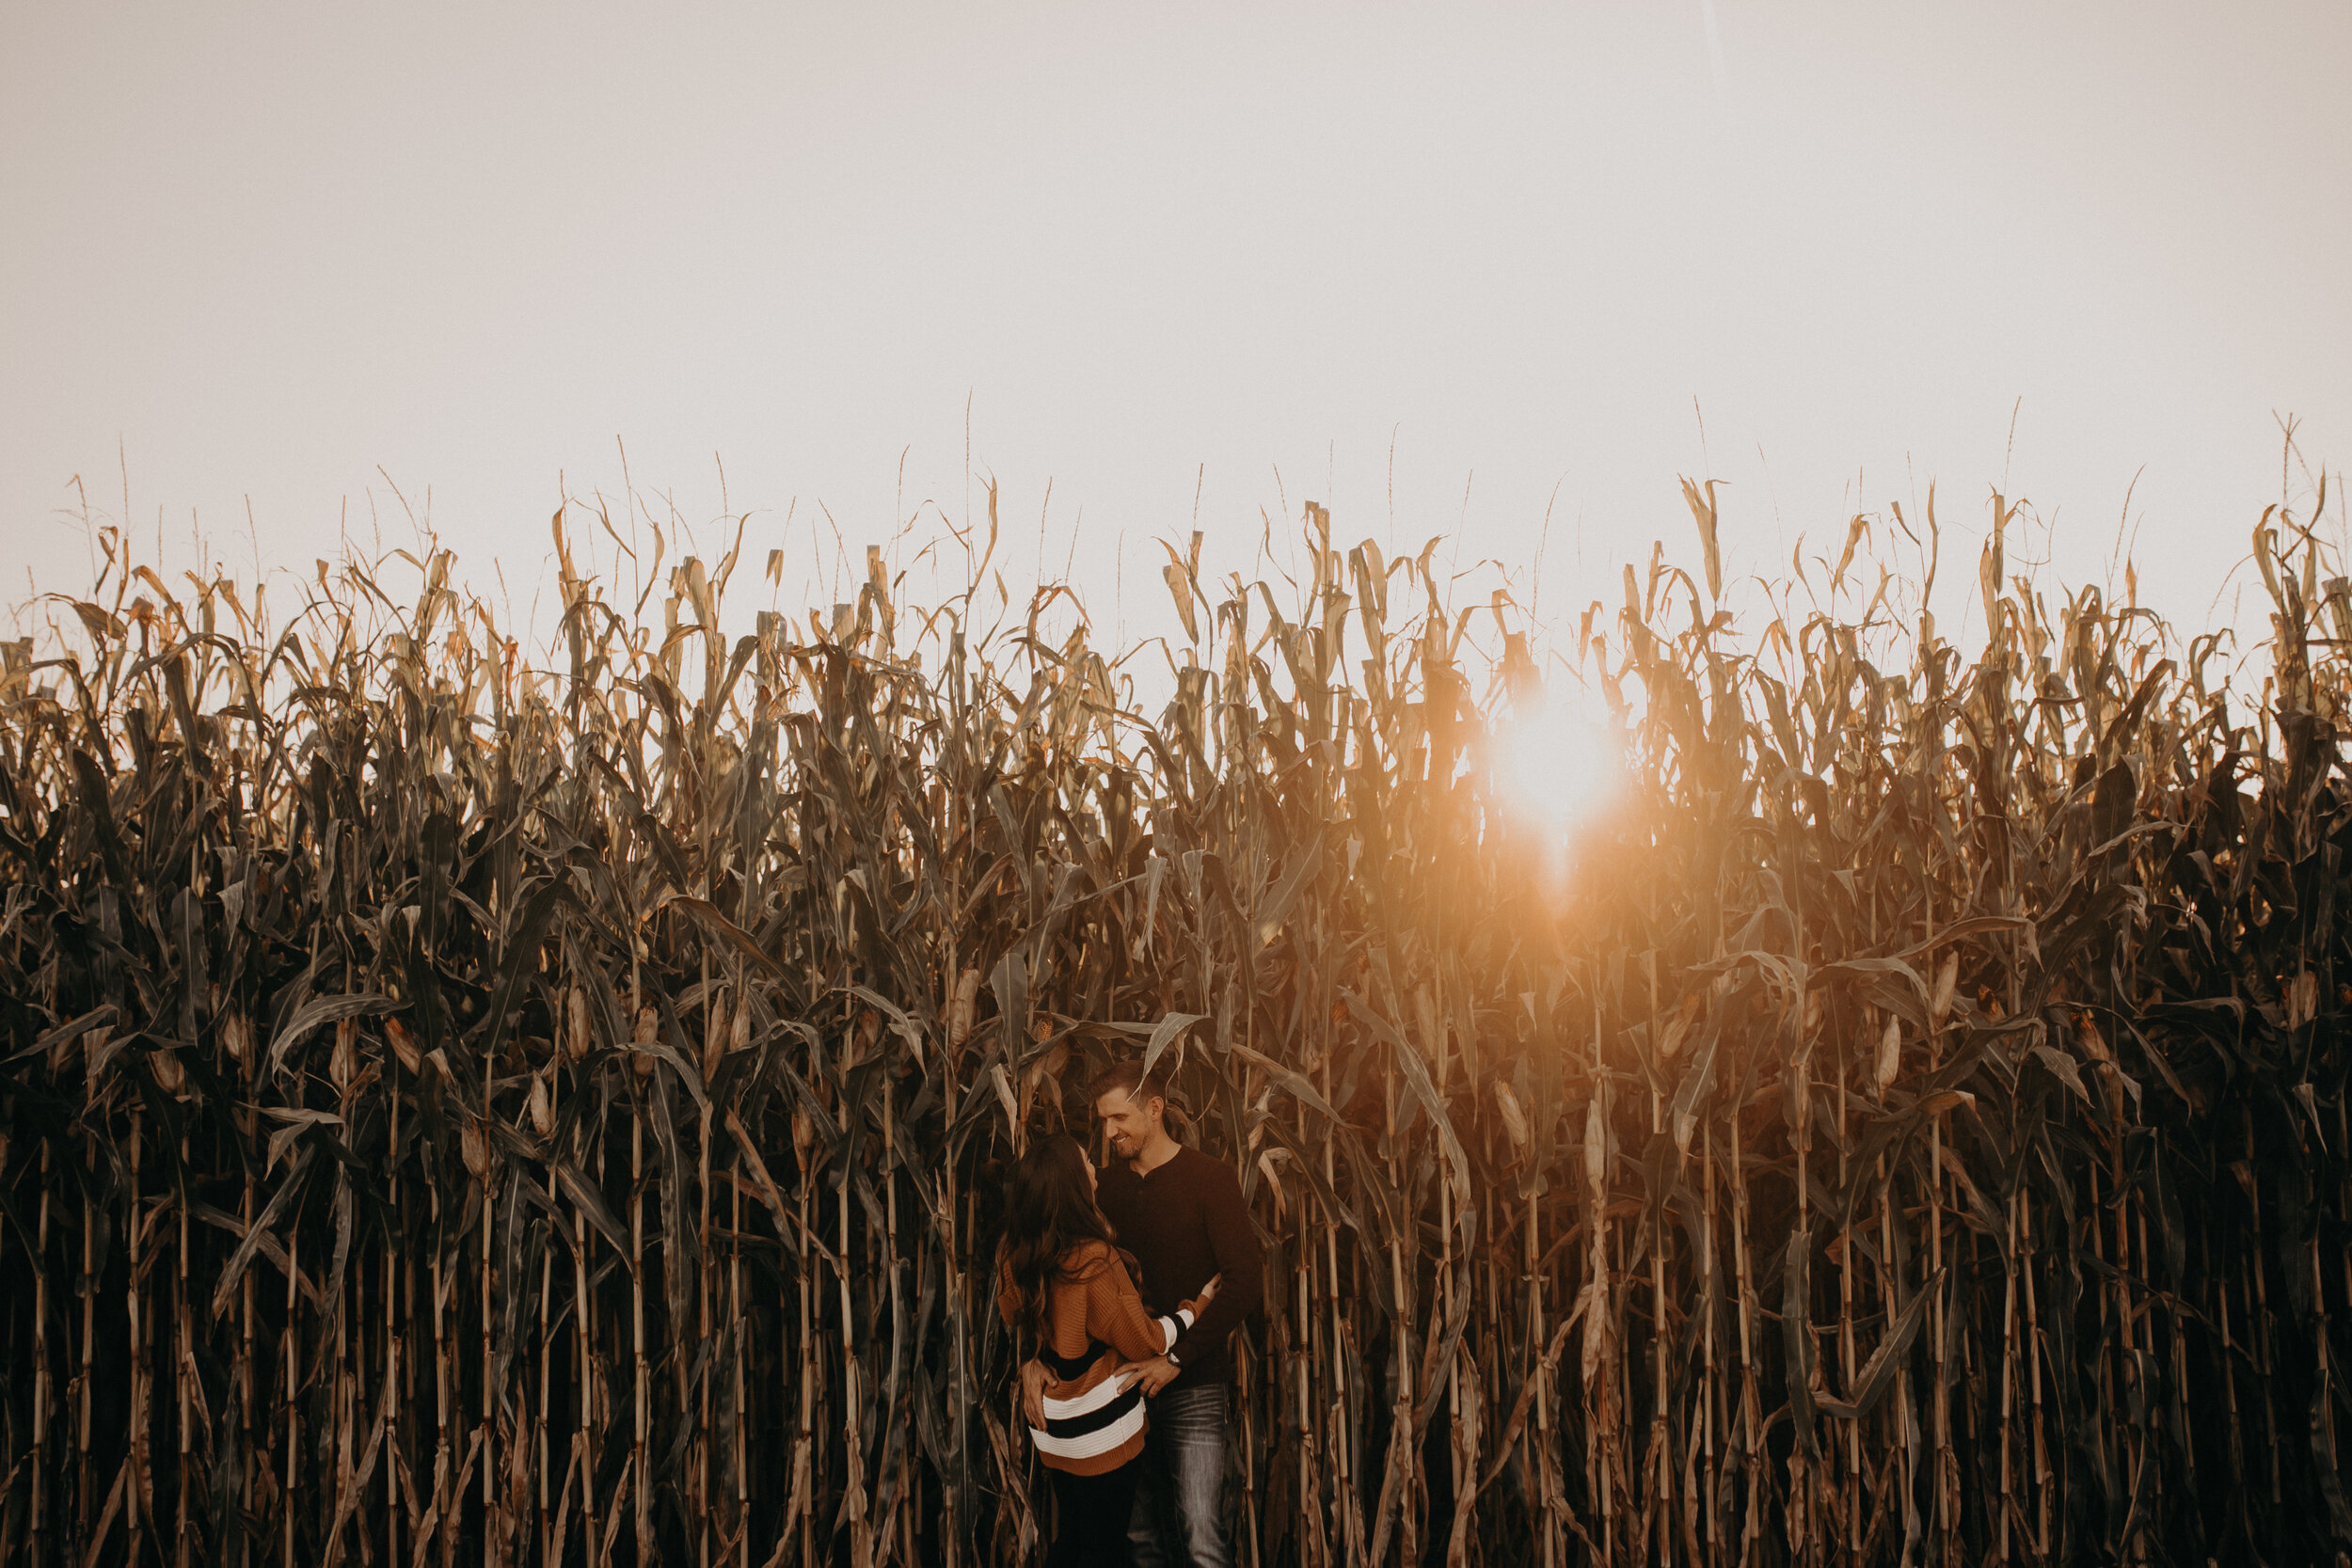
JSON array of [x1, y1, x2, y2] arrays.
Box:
[[1027, 1307, 1193, 1468]]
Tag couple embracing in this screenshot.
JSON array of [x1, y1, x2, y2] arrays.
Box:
[[995, 1063, 1264, 1568]]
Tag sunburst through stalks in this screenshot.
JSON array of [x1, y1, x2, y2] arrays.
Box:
[[1501, 690, 1621, 844]]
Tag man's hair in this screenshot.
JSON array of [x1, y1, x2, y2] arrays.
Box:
[[1086, 1059, 1171, 1113]]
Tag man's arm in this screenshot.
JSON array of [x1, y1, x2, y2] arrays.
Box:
[[1175, 1160, 1263, 1356], [998, 1263, 1049, 1425], [1020, 1359, 1049, 1428]]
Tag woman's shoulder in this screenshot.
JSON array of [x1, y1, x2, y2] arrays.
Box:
[[1057, 1239, 1120, 1278]]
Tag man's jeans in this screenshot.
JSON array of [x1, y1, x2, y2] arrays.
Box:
[[1129, 1383, 1230, 1568]]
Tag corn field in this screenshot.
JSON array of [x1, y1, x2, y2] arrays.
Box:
[[1, 479, 2349, 1568]]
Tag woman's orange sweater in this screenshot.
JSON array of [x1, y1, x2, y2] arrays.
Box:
[[996, 1240, 1202, 1475]]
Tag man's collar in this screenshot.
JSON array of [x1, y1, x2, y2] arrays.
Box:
[[1129, 1138, 1182, 1178]]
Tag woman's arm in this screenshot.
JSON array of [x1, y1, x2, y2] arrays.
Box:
[[1083, 1249, 1203, 1362], [1129, 1275, 1218, 1395]]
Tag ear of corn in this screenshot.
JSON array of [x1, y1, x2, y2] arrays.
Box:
[[1, 481, 2348, 1566]]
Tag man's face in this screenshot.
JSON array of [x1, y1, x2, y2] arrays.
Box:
[[1095, 1087, 1161, 1162]]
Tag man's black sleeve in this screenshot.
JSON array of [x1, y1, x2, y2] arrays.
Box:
[[1178, 1158, 1263, 1354]]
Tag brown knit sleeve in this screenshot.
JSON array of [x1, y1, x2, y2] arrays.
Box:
[[995, 1259, 1025, 1335], [1076, 1244, 1182, 1363]]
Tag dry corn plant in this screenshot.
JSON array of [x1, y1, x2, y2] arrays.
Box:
[[0, 472, 2348, 1568]]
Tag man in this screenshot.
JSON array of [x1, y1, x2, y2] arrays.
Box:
[[1025, 1061, 1263, 1568]]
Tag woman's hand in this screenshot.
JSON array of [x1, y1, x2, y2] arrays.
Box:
[[1134, 1354, 1183, 1396], [1197, 1273, 1222, 1304]]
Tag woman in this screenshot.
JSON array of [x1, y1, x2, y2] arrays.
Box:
[[997, 1134, 1216, 1567]]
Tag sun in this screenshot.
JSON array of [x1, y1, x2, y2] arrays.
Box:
[[1500, 698, 1621, 833]]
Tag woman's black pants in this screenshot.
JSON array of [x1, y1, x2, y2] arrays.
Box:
[[1046, 1459, 1140, 1567]]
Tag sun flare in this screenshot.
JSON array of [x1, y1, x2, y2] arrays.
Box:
[[1501, 699, 1621, 832]]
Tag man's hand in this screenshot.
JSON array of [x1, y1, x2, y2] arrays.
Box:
[[1020, 1359, 1050, 1428], [1133, 1354, 1183, 1396]]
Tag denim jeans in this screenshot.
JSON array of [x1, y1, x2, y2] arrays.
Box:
[[1128, 1384, 1230, 1568]]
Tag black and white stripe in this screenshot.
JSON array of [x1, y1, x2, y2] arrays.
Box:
[[1033, 1371, 1148, 1460], [1028, 1308, 1195, 1462]]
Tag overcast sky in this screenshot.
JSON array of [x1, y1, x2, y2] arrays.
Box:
[[5, 1, 2346, 671]]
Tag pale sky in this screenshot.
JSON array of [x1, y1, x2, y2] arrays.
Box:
[[5, 1, 2347, 673]]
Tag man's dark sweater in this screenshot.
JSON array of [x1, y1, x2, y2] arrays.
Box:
[[1095, 1144, 1263, 1390]]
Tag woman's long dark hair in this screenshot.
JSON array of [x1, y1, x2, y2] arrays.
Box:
[[997, 1133, 1132, 1339]]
